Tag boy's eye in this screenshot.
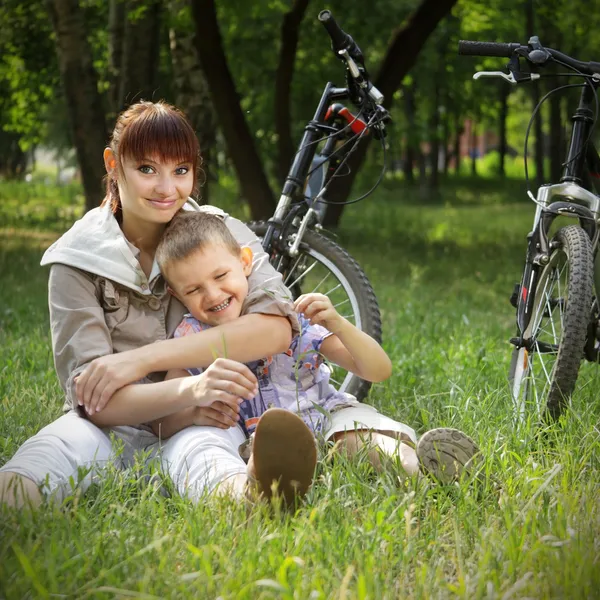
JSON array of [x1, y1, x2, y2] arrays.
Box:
[[215, 272, 227, 280], [138, 165, 154, 174]]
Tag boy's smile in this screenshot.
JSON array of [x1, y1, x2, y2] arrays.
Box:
[[166, 243, 253, 326]]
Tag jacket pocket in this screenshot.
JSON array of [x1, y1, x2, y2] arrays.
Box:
[[99, 278, 130, 331]]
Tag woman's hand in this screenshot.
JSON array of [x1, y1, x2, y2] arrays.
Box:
[[294, 293, 345, 334], [192, 401, 242, 429], [76, 351, 150, 415]]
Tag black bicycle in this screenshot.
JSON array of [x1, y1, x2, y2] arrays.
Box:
[[459, 37, 600, 420], [249, 10, 389, 401]]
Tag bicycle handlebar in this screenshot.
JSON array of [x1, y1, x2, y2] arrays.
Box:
[[318, 10, 364, 64], [458, 39, 600, 76], [458, 41, 522, 58]]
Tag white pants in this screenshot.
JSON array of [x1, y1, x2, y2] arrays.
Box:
[[0, 411, 247, 504], [1, 405, 417, 504]]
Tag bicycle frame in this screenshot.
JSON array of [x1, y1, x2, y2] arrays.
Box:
[[262, 83, 351, 255], [514, 82, 600, 347]]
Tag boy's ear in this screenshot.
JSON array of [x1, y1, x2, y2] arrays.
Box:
[[167, 285, 179, 299], [240, 246, 253, 276]]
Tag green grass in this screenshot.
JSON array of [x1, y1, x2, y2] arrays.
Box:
[[1, 179, 600, 599]]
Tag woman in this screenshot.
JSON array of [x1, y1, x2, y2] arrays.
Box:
[[0, 100, 300, 507]]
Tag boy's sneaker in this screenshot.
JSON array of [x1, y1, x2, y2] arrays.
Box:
[[246, 408, 317, 506], [416, 428, 480, 484]]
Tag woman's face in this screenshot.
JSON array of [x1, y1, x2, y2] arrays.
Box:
[[105, 149, 195, 226]]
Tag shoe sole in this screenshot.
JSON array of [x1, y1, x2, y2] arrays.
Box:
[[416, 428, 480, 485], [252, 408, 317, 505]]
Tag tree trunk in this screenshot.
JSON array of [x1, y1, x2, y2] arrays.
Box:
[[190, 0, 275, 219], [498, 83, 509, 178], [108, 0, 125, 117], [453, 113, 463, 175], [274, 0, 310, 185], [429, 85, 441, 190], [470, 121, 477, 176], [526, 0, 545, 186], [169, 23, 217, 205], [323, 0, 458, 227], [119, 0, 162, 109], [441, 105, 449, 177], [46, 0, 108, 212], [403, 83, 416, 184], [548, 75, 563, 182]]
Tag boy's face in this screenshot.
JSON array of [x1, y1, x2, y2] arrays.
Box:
[[167, 243, 253, 326]]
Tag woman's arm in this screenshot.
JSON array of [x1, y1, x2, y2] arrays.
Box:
[[86, 358, 256, 427], [147, 369, 242, 438], [77, 313, 291, 414]]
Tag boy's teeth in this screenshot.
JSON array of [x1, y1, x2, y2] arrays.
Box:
[[210, 298, 231, 312]]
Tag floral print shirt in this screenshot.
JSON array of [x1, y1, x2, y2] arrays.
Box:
[[174, 314, 352, 436]]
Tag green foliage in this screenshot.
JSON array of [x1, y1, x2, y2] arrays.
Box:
[[1, 179, 600, 597]]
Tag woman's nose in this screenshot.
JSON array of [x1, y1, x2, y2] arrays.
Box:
[[154, 175, 176, 196]]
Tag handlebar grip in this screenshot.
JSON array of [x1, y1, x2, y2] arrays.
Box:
[[458, 40, 521, 58], [318, 10, 349, 51]]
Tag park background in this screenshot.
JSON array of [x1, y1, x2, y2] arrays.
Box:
[[1, 0, 599, 598]]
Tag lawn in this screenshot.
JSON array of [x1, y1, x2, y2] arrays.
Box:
[[0, 179, 599, 599]]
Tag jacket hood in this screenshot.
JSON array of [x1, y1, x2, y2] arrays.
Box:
[[41, 198, 222, 294]]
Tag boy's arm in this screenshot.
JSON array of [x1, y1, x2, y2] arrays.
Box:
[[294, 293, 392, 383], [319, 320, 392, 383]]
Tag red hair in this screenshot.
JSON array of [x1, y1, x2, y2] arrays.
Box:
[[102, 101, 201, 214]]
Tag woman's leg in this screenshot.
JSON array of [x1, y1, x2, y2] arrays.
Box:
[[0, 411, 116, 508], [159, 424, 249, 501]]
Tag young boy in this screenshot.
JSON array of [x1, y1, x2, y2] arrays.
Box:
[[154, 212, 480, 505]]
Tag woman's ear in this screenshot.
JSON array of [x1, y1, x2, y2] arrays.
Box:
[[103, 147, 117, 175], [241, 246, 253, 276]]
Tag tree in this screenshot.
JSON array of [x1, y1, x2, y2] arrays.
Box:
[[274, 0, 311, 185], [190, 0, 275, 219], [46, 0, 108, 211], [322, 0, 459, 226]]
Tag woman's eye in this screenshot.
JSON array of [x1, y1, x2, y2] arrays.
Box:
[[175, 166, 190, 175], [138, 165, 154, 174]]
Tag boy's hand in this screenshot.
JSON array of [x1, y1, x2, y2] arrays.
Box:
[[294, 293, 345, 334], [188, 357, 258, 412], [76, 351, 149, 415]]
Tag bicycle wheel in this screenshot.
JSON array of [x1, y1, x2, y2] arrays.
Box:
[[509, 225, 594, 421], [248, 222, 382, 401]]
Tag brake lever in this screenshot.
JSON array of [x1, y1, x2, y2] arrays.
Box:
[[339, 48, 385, 104], [473, 70, 540, 84]]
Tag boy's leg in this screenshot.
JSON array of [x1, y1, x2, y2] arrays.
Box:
[[416, 428, 480, 484], [160, 409, 317, 506], [0, 411, 116, 508], [248, 408, 317, 506], [331, 430, 419, 476]]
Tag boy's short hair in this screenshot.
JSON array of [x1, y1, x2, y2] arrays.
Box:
[[156, 211, 241, 274]]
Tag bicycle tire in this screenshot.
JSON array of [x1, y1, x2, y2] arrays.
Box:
[[248, 221, 382, 401], [509, 225, 594, 420]]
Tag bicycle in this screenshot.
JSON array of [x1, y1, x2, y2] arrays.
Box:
[[248, 10, 390, 401], [459, 37, 600, 420]]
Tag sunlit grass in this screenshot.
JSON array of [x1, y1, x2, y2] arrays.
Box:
[[1, 180, 599, 598]]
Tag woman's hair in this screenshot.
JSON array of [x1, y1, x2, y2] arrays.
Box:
[[156, 212, 241, 277], [102, 100, 201, 214]]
